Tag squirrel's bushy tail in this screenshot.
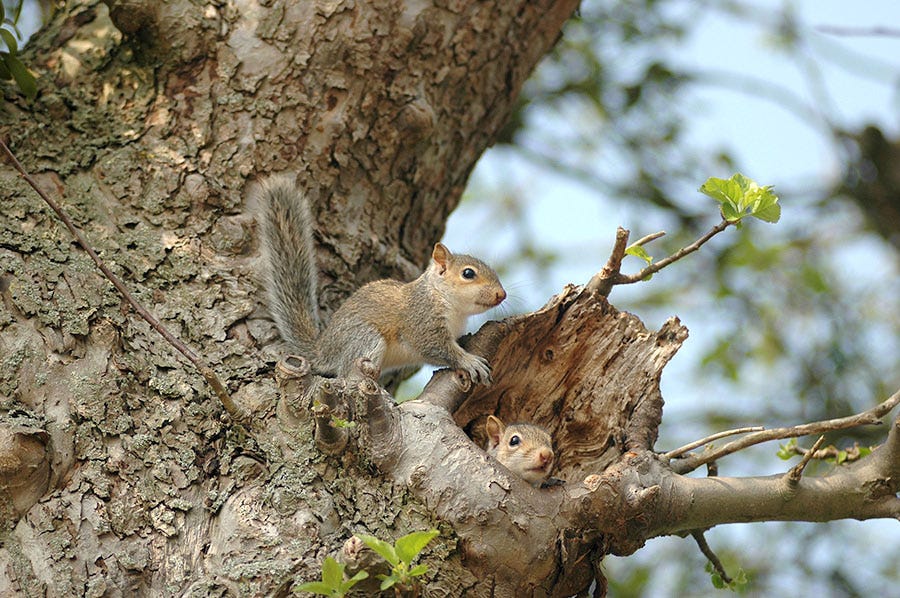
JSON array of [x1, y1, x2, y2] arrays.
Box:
[[257, 176, 320, 356]]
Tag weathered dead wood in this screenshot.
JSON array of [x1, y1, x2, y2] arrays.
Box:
[[454, 283, 688, 482]]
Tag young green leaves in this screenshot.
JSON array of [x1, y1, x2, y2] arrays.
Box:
[[699, 173, 781, 224], [624, 243, 654, 267], [296, 557, 368, 597], [358, 529, 439, 591], [1, 0, 36, 99]]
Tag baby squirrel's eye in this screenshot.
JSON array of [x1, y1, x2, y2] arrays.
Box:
[[461, 267, 477, 280], [508, 435, 521, 447]]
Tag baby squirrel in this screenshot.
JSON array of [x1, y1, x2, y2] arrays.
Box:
[[257, 175, 507, 383], [485, 415, 555, 486]]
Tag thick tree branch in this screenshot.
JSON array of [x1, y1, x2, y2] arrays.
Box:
[[657, 450, 900, 535]]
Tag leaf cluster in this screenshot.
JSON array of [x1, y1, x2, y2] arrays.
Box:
[[297, 530, 438, 597], [706, 562, 749, 592], [777, 438, 873, 465], [358, 529, 439, 592], [295, 557, 368, 598], [699, 174, 781, 224], [1, 0, 35, 98]]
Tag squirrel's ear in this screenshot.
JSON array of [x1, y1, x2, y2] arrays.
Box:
[[485, 415, 505, 447], [432, 243, 451, 273]]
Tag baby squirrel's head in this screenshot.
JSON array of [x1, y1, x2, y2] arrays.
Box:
[[485, 415, 554, 486]]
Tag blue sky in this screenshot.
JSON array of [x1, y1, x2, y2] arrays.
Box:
[[444, 2, 900, 592]]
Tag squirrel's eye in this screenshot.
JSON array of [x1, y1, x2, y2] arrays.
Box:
[[462, 267, 477, 280], [508, 435, 520, 447]]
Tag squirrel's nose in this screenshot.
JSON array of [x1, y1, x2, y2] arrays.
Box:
[[537, 448, 553, 467], [495, 288, 507, 305]]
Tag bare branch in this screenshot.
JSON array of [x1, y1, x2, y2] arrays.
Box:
[[588, 220, 734, 297], [629, 230, 666, 248], [587, 227, 630, 296], [692, 531, 731, 584], [817, 25, 900, 37], [671, 388, 900, 474], [663, 426, 765, 460], [0, 139, 244, 422], [618, 219, 733, 285], [787, 435, 826, 484]]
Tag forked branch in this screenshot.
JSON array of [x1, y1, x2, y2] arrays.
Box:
[[588, 220, 733, 297], [670, 388, 900, 474]]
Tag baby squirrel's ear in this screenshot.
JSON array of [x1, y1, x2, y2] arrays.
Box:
[[432, 242, 451, 274], [485, 415, 505, 448]]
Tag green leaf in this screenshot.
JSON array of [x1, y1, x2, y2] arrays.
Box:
[[408, 563, 429, 577], [719, 200, 742, 222], [6, 54, 36, 98], [321, 557, 343, 587], [698, 176, 735, 204], [394, 529, 439, 565], [358, 534, 400, 567], [12, 0, 23, 25], [346, 570, 369, 584], [0, 28, 18, 54], [748, 185, 781, 223], [625, 244, 653, 265], [295, 581, 335, 595], [699, 173, 780, 223], [776, 438, 797, 460], [0, 57, 11, 80], [379, 576, 398, 591]]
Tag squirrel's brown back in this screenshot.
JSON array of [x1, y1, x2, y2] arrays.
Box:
[[257, 175, 506, 383]]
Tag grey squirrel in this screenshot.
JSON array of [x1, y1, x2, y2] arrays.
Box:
[[257, 175, 507, 383], [485, 415, 555, 486]]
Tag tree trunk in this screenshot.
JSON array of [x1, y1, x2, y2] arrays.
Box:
[[2, 1, 898, 596]]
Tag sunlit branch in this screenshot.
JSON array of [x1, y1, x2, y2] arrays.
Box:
[[786, 435, 825, 484], [588, 220, 733, 297], [670, 388, 900, 474], [663, 426, 765, 460]]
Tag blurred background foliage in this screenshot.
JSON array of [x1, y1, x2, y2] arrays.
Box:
[[5, 0, 899, 595], [445, 0, 900, 595]]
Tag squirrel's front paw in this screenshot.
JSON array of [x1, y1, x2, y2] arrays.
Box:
[[457, 353, 492, 386]]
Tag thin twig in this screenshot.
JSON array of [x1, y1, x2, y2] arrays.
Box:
[[587, 220, 734, 298], [663, 426, 765, 460], [787, 435, 826, 484], [785, 441, 870, 464], [816, 25, 900, 38], [691, 531, 731, 584], [617, 219, 733, 285], [0, 139, 244, 422], [671, 388, 900, 474], [629, 230, 666, 247]]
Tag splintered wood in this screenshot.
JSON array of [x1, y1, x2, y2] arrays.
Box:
[[455, 284, 688, 482]]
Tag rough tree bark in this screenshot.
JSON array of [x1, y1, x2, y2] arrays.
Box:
[[1, 1, 898, 596]]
